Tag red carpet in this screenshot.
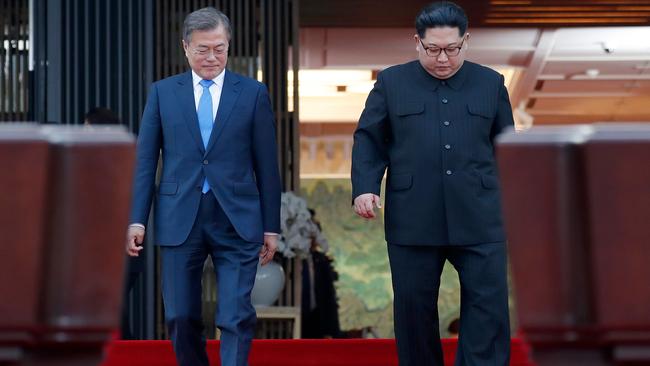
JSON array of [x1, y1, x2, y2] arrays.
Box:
[[102, 338, 534, 366]]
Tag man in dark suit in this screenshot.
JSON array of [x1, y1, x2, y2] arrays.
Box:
[[125, 7, 281, 366], [351, 2, 513, 365]]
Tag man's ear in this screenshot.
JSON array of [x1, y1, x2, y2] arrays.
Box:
[[414, 34, 420, 52], [182, 40, 189, 56]]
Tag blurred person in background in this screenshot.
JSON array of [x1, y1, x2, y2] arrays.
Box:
[[84, 106, 142, 340], [301, 208, 343, 339]]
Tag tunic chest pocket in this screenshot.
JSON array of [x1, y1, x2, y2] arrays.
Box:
[[396, 102, 424, 117], [467, 103, 495, 120]]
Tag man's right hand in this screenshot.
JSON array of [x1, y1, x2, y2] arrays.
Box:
[[353, 193, 382, 219], [126, 225, 145, 257]]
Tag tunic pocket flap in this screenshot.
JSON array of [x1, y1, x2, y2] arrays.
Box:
[[396, 102, 424, 116], [467, 103, 495, 119], [389, 173, 413, 191], [480, 174, 499, 189]]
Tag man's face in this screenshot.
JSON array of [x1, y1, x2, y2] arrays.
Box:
[[183, 25, 229, 80], [415, 27, 467, 80]]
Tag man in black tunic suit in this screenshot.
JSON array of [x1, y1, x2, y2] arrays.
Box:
[[351, 2, 514, 365]]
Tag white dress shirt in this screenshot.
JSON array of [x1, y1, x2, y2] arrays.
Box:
[[191, 69, 225, 119]]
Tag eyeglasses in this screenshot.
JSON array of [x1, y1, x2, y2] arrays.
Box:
[[190, 46, 228, 58], [419, 37, 466, 58]]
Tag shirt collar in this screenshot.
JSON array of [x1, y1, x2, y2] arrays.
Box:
[[191, 69, 226, 89]]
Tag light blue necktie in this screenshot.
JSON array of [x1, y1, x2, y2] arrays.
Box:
[[198, 79, 214, 193]]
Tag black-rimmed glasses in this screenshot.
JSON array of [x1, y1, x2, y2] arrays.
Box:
[[419, 38, 465, 57]]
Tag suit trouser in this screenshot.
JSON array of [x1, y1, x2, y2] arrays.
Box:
[[387, 242, 510, 366], [160, 192, 261, 366]]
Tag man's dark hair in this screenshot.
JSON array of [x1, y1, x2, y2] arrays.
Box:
[[415, 1, 468, 38], [84, 107, 120, 125]]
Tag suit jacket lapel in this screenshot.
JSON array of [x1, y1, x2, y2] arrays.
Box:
[[175, 71, 205, 154], [205, 70, 241, 154]]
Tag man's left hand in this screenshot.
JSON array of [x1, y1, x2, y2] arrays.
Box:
[[259, 234, 278, 265]]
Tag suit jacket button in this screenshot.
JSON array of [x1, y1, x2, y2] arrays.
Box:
[[443, 121, 450, 126], [444, 144, 451, 150], [441, 98, 448, 104], [203, 159, 209, 165], [446, 170, 452, 175]]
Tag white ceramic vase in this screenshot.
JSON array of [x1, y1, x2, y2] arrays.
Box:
[[251, 260, 285, 306]]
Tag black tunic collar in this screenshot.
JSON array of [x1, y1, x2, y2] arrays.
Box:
[[413, 60, 468, 91]]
